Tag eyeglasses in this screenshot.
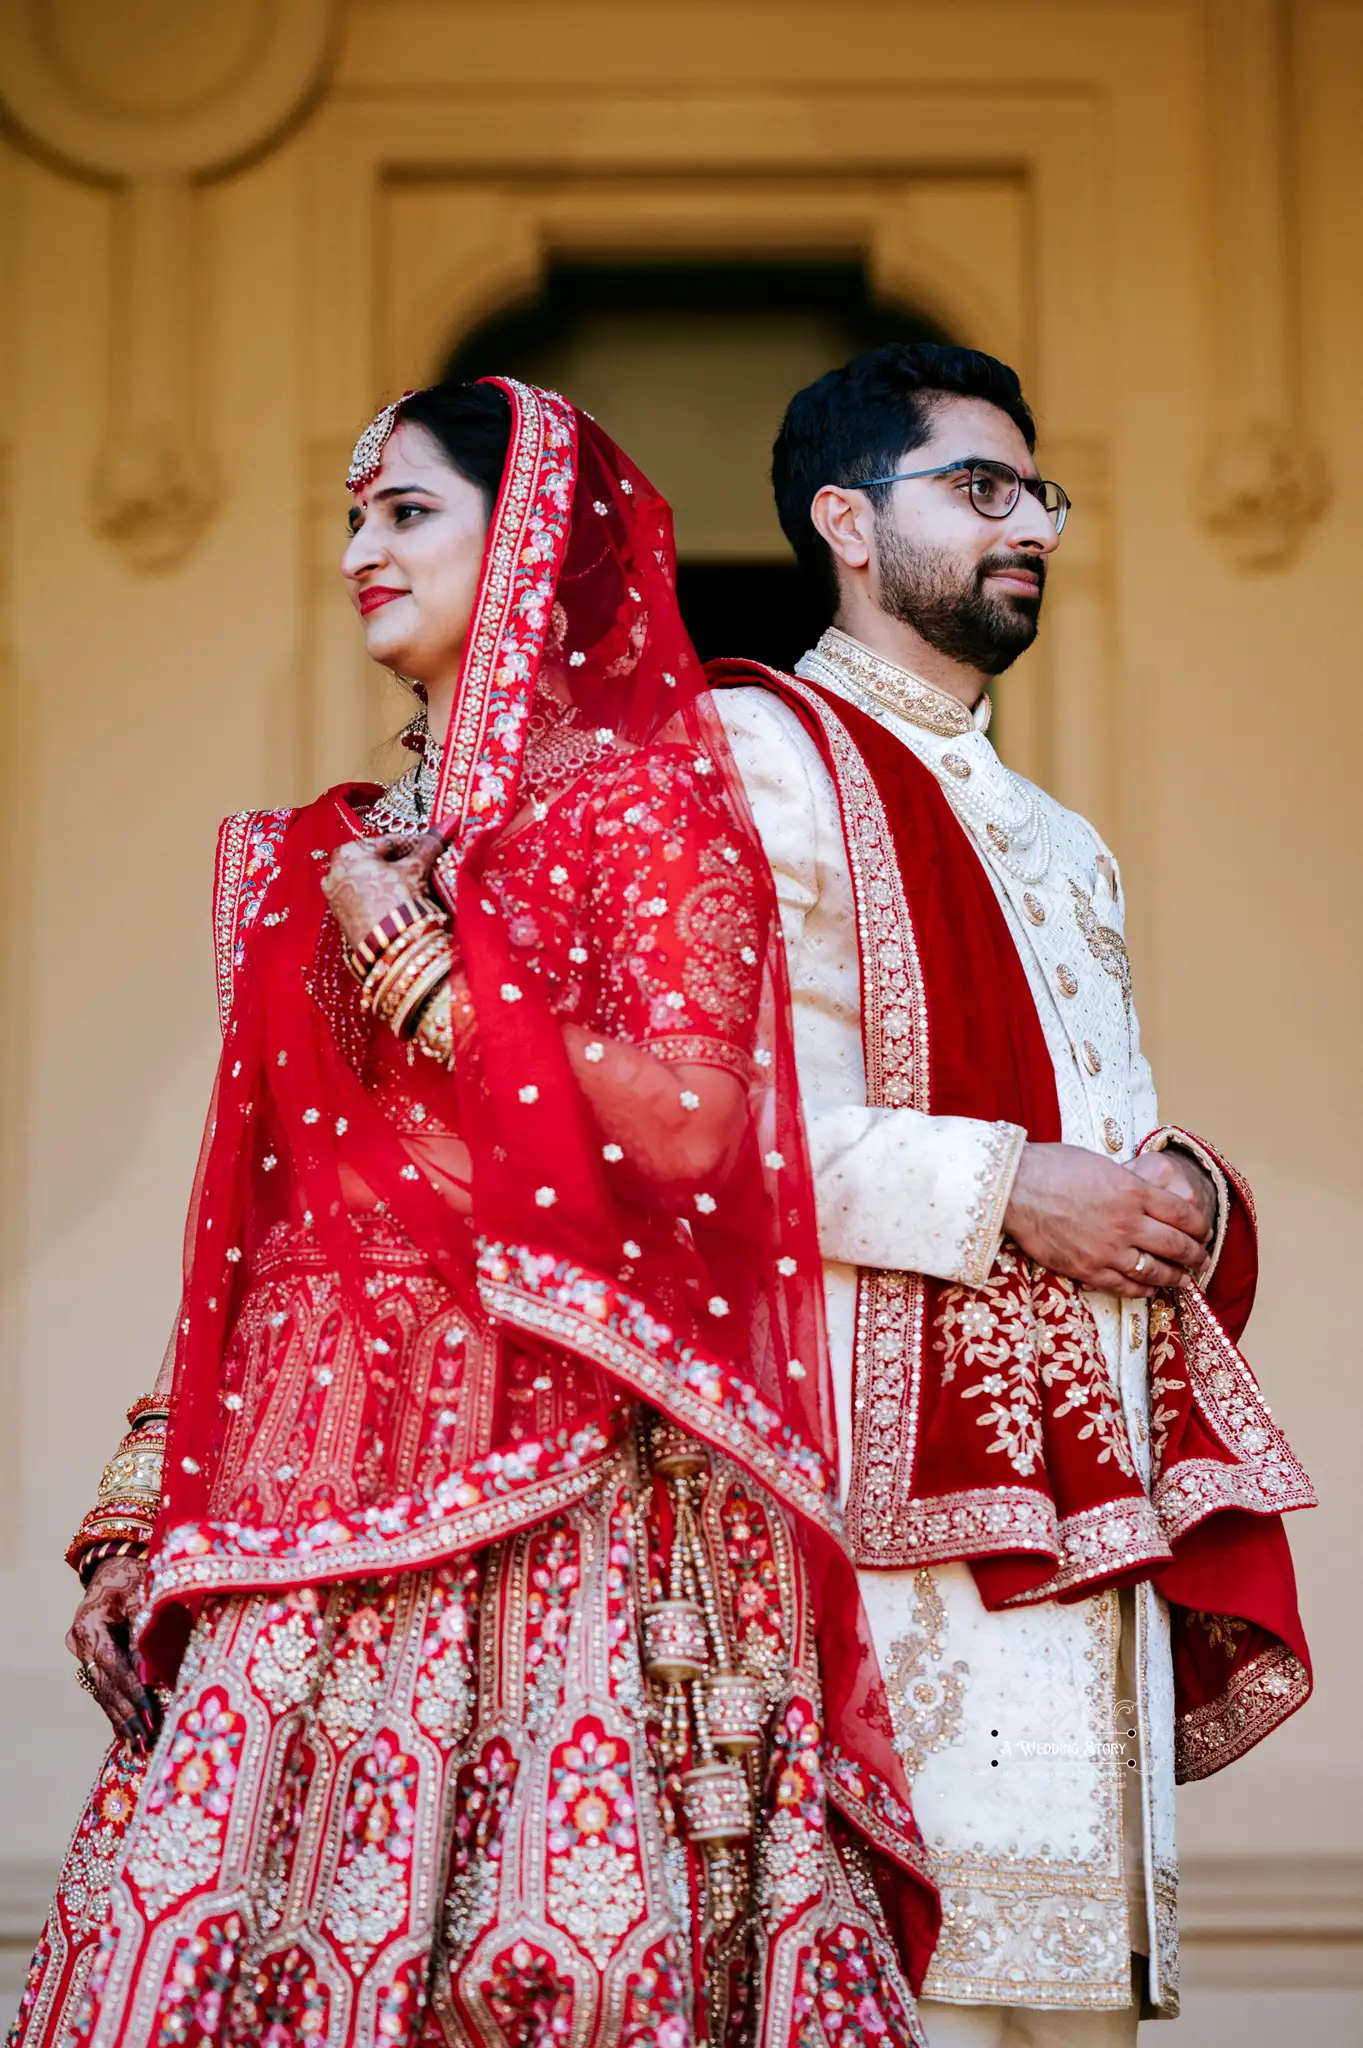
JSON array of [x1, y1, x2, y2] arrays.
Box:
[[850, 457, 1070, 533]]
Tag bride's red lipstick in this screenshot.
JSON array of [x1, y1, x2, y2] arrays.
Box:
[[359, 586, 407, 617]]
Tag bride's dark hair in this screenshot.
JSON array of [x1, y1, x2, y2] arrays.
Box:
[[396, 381, 513, 508]]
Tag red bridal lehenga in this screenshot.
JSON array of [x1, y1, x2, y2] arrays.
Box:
[[12, 383, 938, 2048]]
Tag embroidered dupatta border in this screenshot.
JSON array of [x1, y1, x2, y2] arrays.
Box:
[[211, 807, 293, 1033], [212, 810, 254, 1031], [431, 378, 577, 847], [476, 1242, 842, 1541], [139, 1418, 627, 1618]]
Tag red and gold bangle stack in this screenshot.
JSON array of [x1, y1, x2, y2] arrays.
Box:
[[66, 1398, 171, 1582], [363, 922, 456, 1037], [346, 894, 441, 982]]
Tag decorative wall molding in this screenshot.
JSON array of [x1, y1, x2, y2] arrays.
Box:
[[1201, 0, 1328, 570], [1030, 431, 1115, 831], [1178, 1853, 1363, 1992], [89, 177, 217, 575], [0, 0, 340, 574]]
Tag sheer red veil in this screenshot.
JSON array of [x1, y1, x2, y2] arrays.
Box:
[[147, 380, 938, 1976]]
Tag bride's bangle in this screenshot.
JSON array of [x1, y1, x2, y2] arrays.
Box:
[[345, 896, 444, 984], [412, 970, 477, 1068], [364, 929, 456, 1037], [65, 1398, 169, 1578]]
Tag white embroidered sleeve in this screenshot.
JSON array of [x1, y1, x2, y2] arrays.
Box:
[[719, 684, 1025, 1288], [806, 1103, 1025, 1284]]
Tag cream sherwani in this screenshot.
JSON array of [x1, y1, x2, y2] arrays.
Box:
[[719, 631, 1213, 2027]]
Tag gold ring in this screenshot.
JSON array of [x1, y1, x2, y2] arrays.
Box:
[[1131, 1251, 1149, 1280], [76, 1661, 99, 1697]]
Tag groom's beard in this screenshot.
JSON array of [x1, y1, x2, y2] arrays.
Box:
[[874, 525, 1046, 677]]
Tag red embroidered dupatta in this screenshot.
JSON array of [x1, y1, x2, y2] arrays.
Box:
[[709, 659, 1315, 1783], [145, 385, 937, 1972]]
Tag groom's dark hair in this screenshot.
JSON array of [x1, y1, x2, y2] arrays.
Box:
[[772, 344, 1037, 608]]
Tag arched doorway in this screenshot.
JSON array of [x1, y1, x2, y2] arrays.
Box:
[[445, 260, 948, 671]]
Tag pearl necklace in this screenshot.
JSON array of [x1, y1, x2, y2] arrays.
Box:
[[796, 630, 1052, 885]]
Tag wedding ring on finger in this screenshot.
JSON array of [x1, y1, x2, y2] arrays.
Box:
[[75, 1661, 99, 1697], [1129, 1251, 1150, 1280]]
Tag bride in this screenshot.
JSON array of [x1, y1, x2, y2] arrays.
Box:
[[12, 379, 937, 2048]]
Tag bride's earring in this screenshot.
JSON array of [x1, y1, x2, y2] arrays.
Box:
[[394, 676, 428, 754]]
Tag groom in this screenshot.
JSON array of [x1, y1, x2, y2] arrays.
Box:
[[712, 344, 1313, 2041]]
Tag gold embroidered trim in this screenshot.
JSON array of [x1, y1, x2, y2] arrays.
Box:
[[1150, 1285, 1316, 1540], [845, 1270, 925, 1564], [436, 387, 547, 830], [861, 1479, 1059, 1569], [641, 1032, 757, 1083], [957, 1120, 1028, 1287], [479, 1279, 842, 1542], [920, 1597, 1131, 2009], [921, 1861, 1133, 2010], [797, 629, 980, 738], [1151, 1863, 1180, 2016], [1174, 1642, 1311, 1784], [997, 1497, 1170, 1606], [770, 677, 1033, 1567], [212, 810, 253, 1034], [1140, 1125, 1232, 1281], [141, 1450, 618, 1619]]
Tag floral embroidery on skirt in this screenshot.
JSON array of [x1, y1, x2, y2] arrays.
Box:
[[10, 1453, 923, 2048]]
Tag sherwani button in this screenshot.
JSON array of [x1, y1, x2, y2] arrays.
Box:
[[942, 753, 972, 780], [1023, 892, 1046, 924], [1056, 963, 1079, 996], [1103, 1118, 1124, 1153], [1083, 1040, 1102, 1075]]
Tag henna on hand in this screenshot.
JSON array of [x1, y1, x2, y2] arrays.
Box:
[[322, 831, 445, 951], [66, 1555, 158, 1751]]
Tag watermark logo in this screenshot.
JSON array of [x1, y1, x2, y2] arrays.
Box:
[[985, 1702, 1141, 1776]]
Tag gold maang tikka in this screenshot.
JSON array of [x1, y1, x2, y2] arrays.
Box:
[[346, 392, 415, 491]]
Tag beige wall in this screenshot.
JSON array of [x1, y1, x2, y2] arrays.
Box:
[[1, 2, 1359, 2035]]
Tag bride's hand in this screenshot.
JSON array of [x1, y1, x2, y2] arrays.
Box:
[[322, 831, 444, 951], [67, 1555, 158, 1751]]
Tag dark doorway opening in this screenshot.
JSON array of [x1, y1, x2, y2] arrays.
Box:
[[444, 259, 949, 671], [674, 563, 827, 672]]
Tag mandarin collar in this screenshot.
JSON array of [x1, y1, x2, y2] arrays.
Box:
[[795, 627, 992, 738]]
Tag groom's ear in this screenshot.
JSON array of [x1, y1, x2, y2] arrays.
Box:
[[809, 484, 876, 583]]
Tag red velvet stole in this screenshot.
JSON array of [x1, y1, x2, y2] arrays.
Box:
[[710, 659, 1313, 1781]]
